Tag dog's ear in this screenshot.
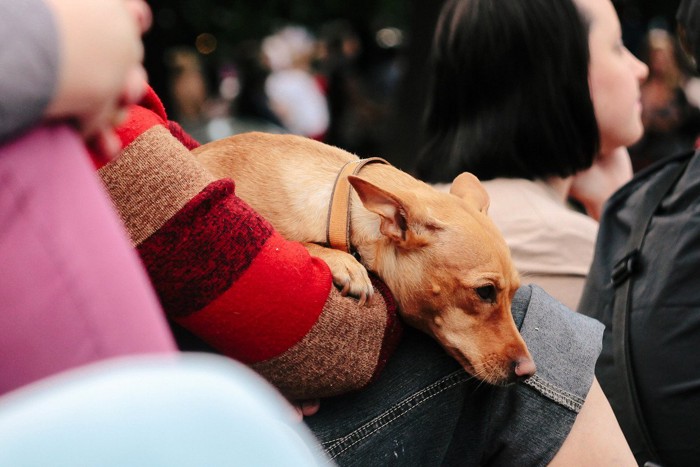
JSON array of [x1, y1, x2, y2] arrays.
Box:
[[450, 172, 490, 214], [348, 175, 412, 243]]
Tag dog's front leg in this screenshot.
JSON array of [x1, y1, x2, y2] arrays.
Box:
[[304, 243, 374, 306]]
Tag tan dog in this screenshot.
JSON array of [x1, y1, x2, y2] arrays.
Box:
[[194, 132, 535, 385]]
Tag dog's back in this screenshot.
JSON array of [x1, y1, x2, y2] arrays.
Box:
[[194, 132, 354, 242]]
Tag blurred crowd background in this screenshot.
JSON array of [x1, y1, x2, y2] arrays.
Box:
[[142, 0, 696, 172]]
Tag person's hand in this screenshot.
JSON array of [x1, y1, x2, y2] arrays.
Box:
[[43, 0, 152, 160], [569, 146, 633, 220], [292, 399, 320, 421]]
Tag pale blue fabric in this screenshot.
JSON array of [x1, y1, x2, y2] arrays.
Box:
[[0, 354, 331, 466]]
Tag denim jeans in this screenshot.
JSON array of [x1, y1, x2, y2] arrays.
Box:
[[306, 285, 604, 466]]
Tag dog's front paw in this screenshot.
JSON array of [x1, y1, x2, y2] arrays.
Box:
[[304, 243, 374, 306], [336, 264, 374, 306]]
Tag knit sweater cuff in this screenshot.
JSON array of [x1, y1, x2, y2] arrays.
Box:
[[252, 275, 402, 400]]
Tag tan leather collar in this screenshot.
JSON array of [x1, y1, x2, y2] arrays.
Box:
[[326, 157, 389, 253]]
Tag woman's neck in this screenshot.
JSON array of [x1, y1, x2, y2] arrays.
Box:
[[541, 176, 573, 203]]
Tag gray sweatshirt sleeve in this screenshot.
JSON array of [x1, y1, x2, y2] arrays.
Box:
[[0, 0, 59, 142]]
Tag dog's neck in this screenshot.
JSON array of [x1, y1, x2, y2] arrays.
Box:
[[326, 157, 389, 255]]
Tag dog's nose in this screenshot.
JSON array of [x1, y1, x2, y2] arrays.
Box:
[[512, 358, 536, 380]]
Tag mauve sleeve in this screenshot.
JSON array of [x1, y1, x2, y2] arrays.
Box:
[[0, 0, 59, 142]]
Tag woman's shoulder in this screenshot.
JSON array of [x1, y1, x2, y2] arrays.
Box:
[[483, 178, 598, 276], [484, 178, 596, 229]]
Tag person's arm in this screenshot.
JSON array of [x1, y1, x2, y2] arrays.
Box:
[[550, 378, 636, 465], [42, 0, 149, 158], [0, 0, 149, 158], [488, 284, 635, 465], [97, 91, 403, 400]]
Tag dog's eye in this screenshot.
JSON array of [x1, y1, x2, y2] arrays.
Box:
[[476, 285, 497, 302]]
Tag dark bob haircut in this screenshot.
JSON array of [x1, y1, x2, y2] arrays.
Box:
[[415, 0, 599, 183]]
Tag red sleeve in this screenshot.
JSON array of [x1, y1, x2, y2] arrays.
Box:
[[97, 89, 402, 399]]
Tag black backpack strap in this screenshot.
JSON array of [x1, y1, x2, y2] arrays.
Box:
[[611, 156, 691, 464]]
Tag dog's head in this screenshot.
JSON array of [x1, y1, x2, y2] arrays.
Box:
[[349, 171, 535, 385]]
